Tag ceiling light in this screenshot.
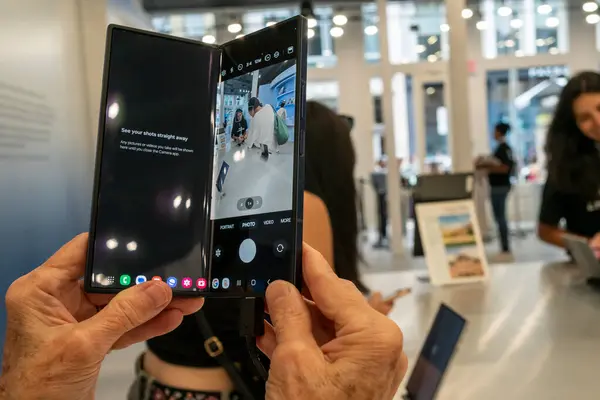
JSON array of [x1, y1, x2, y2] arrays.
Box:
[[307, 28, 315, 39], [185, 198, 191, 209], [498, 6, 513, 17], [330, 26, 344, 38], [510, 18, 523, 29], [537, 3, 552, 15], [546, 37, 556, 44], [126, 241, 138, 252], [587, 13, 600, 24], [440, 24, 450, 32], [549, 47, 559, 55], [515, 50, 524, 57], [426, 87, 436, 95], [545, 17, 559, 28], [476, 21, 488, 30], [236, 34, 244, 39], [228, 23, 242, 34], [416, 44, 426, 53], [173, 195, 182, 209], [266, 21, 276, 27], [505, 39, 515, 48], [364, 25, 378, 35], [427, 54, 438, 63], [333, 14, 348, 26], [583, 2, 599, 13], [202, 34, 216, 44], [307, 17, 318, 29], [536, 38, 546, 46], [106, 238, 118, 250], [462, 8, 473, 19]]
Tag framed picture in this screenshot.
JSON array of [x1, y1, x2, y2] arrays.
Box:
[[416, 200, 489, 286]]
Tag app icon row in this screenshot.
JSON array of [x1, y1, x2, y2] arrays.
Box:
[[118, 274, 208, 289], [221, 46, 294, 77]]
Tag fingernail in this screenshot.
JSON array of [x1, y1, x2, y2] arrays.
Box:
[[140, 281, 171, 308]]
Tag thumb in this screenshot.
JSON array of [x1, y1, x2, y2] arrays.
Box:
[[80, 281, 172, 350]]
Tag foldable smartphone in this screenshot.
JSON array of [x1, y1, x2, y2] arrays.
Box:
[[84, 17, 307, 297]]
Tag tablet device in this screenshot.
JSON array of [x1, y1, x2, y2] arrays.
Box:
[[402, 303, 466, 400], [85, 17, 307, 297]]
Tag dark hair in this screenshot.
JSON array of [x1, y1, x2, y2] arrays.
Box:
[[545, 71, 600, 199], [248, 97, 262, 111], [304, 101, 367, 293], [280, 101, 286, 108], [495, 122, 510, 136]]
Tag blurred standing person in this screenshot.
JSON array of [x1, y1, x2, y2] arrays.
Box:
[[537, 71, 600, 250], [247, 97, 275, 161], [476, 122, 515, 262], [277, 101, 287, 121]]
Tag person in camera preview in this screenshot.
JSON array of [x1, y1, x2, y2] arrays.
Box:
[[230, 108, 248, 146], [247, 97, 276, 161]]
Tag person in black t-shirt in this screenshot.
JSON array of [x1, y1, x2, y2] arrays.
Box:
[[230, 108, 248, 146], [538, 72, 600, 253], [476, 122, 515, 261]]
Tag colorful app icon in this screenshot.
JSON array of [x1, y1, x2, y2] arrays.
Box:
[[152, 276, 162, 281], [135, 275, 147, 285], [212, 278, 220, 289], [119, 274, 131, 286], [222, 278, 230, 289], [196, 278, 207, 289], [182, 277, 193, 289], [166, 277, 178, 288]]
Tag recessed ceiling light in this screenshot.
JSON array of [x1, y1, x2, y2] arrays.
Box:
[[587, 13, 600, 24], [364, 25, 378, 36], [307, 17, 318, 28], [545, 17, 559, 28], [307, 28, 315, 39], [510, 18, 523, 29], [476, 21, 488, 30], [537, 4, 552, 15], [202, 34, 216, 44], [332, 14, 348, 26], [462, 9, 474, 19], [440, 24, 450, 32], [498, 6, 513, 17], [583, 2, 599, 13], [330, 26, 344, 38], [228, 23, 242, 34]]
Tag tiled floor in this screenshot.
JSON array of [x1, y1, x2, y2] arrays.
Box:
[[96, 225, 567, 399]]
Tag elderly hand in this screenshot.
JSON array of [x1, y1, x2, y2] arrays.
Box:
[[590, 233, 600, 259], [0, 233, 204, 399], [258, 244, 408, 400]]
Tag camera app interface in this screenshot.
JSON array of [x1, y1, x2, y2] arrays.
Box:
[[210, 39, 299, 294], [89, 28, 220, 292]]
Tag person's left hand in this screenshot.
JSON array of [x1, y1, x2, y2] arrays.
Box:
[[0, 233, 205, 400]]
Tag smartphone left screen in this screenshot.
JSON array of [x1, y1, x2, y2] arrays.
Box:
[[85, 26, 221, 295]]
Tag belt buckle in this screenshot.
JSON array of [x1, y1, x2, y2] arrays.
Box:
[[204, 336, 224, 357]]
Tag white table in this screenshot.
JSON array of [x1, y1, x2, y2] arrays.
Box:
[[364, 262, 600, 400]]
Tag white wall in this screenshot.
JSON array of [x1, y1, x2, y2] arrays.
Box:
[[0, 0, 108, 348]]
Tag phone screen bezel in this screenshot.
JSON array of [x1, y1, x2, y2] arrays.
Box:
[[84, 17, 307, 297]]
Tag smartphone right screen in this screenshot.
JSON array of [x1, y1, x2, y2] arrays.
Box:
[[209, 27, 301, 295]]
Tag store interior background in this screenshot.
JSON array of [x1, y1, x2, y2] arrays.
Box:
[[2, 0, 600, 398]]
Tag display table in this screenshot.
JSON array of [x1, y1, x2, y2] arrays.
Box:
[[364, 262, 600, 400]]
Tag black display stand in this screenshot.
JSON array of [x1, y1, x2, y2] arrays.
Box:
[[412, 173, 474, 257]]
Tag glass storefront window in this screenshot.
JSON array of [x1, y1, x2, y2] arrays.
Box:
[[386, 1, 447, 64], [150, 13, 216, 41], [479, 0, 568, 58], [362, 3, 381, 63], [308, 7, 337, 68], [486, 65, 568, 183], [242, 8, 295, 35], [423, 83, 450, 173], [306, 81, 339, 111]]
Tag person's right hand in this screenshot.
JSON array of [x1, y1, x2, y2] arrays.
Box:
[[258, 244, 408, 400]]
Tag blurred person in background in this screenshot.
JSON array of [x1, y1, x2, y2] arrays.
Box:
[[537, 71, 600, 256], [132, 101, 399, 400], [231, 108, 249, 146], [476, 122, 515, 262], [277, 101, 287, 122]]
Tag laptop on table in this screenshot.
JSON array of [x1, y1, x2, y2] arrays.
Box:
[[401, 303, 467, 400]]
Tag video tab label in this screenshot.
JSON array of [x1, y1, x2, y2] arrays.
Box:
[[263, 219, 275, 226], [240, 220, 258, 229]]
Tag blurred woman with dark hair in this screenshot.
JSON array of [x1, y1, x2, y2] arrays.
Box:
[[537, 71, 600, 255]]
